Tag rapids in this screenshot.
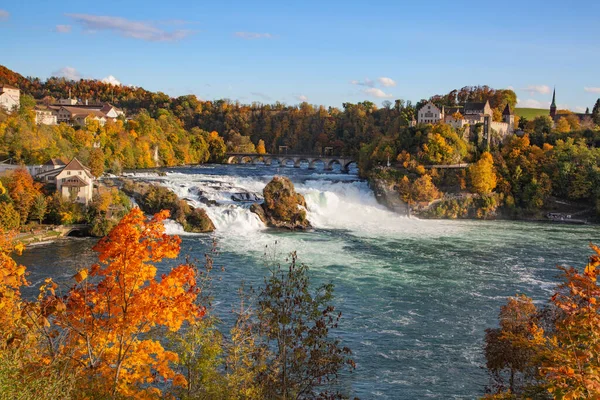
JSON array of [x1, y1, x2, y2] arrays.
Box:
[[17, 164, 600, 399]]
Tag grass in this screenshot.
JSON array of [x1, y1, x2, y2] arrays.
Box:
[[515, 108, 549, 120]]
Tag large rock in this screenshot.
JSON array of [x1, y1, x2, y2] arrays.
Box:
[[119, 178, 215, 233], [370, 178, 410, 216], [250, 176, 311, 230]]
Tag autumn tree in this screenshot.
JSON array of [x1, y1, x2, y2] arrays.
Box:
[[256, 139, 267, 155], [468, 152, 497, 195], [556, 116, 570, 133], [88, 147, 105, 177], [483, 244, 600, 399], [52, 209, 203, 397], [4, 168, 42, 223], [410, 174, 441, 202]]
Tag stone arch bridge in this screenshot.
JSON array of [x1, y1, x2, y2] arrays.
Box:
[[225, 153, 356, 172]]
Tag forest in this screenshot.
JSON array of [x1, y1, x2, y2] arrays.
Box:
[[2, 63, 600, 225]]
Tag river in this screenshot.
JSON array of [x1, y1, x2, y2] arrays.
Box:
[[16, 164, 600, 399]]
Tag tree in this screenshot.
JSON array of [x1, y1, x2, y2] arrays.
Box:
[[4, 168, 42, 223], [256, 139, 267, 155], [484, 295, 541, 396], [410, 174, 441, 202], [468, 152, 497, 195], [208, 131, 227, 162], [0, 202, 20, 231], [88, 147, 105, 178], [556, 117, 570, 133], [30, 194, 47, 224], [483, 244, 600, 399], [593, 99, 600, 125], [53, 209, 203, 397], [253, 252, 355, 399]]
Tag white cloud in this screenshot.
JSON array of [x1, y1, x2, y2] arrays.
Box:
[[584, 87, 600, 94], [52, 66, 82, 81], [573, 106, 587, 113], [507, 85, 515, 91], [377, 77, 396, 87], [522, 85, 551, 95], [363, 88, 393, 99], [101, 75, 121, 86], [351, 78, 375, 87], [296, 95, 308, 102], [234, 32, 273, 39], [0, 9, 8, 20], [66, 13, 194, 42], [55, 25, 72, 33]]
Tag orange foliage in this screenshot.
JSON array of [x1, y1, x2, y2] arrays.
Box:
[[5, 168, 43, 222], [51, 209, 203, 398]]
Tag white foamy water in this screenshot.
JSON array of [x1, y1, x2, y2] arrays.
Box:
[[125, 169, 463, 240]]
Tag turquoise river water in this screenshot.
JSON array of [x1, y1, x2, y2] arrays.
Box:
[[16, 164, 600, 399]]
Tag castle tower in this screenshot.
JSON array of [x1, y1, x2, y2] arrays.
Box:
[[550, 87, 557, 119], [502, 103, 515, 132]]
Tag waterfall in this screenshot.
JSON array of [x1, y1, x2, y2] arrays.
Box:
[[124, 167, 454, 238]]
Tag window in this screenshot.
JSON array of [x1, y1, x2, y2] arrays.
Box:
[[67, 171, 71, 175]]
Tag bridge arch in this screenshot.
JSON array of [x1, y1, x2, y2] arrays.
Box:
[[238, 156, 254, 164], [325, 159, 342, 171], [293, 158, 310, 168], [308, 159, 325, 170], [343, 160, 357, 172], [280, 158, 295, 168]]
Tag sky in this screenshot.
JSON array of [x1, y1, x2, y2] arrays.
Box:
[[0, 0, 599, 111]]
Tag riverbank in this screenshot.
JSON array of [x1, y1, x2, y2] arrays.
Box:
[[369, 176, 598, 225], [15, 224, 92, 245]]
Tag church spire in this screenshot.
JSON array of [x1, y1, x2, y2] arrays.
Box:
[[550, 87, 557, 118]]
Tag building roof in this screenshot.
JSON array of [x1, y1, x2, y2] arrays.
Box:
[[44, 158, 66, 167], [100, 103, 122, 113], [502, 104, 513, 116], [62, 157, 93, 179], [61, 175, 89, 187], [464, 102, 489, 112], [60, 106, 107, 118], [0, 83, 19, 90], [551, 87, 556, 108], [445, 107, 462, 116]]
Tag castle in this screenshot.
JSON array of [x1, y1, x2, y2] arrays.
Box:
[[416, 100, 514, 139]]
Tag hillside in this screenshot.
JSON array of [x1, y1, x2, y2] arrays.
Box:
[[515, 108, 549, 119]]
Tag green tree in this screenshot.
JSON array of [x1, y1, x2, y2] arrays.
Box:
[[30, 194, 48, 224], [253, 252, 355, 399]]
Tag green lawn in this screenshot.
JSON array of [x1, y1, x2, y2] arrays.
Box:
[[515, 108, 549, 120]]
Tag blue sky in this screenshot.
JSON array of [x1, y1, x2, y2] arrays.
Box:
[[1, 0, 599, 111]]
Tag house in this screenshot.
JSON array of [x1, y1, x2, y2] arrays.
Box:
[[55, 158, 94, 205], [417, 101, 444, 124], [34, 106, 58, 125], [51, 103, 123, 127], [32, 159, 66, 181], [53, 106, 108, 127], [0, 84, 20, 112]]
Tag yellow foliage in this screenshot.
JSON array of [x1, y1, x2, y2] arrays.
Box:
[[468, 152, 497, 195]]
